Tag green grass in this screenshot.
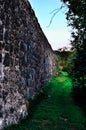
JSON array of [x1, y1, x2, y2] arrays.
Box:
[[5, 72, 86, 130]]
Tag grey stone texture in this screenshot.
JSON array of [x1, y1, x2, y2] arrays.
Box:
[[0, 0, 57, 129]]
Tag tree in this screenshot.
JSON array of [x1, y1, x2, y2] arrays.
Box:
[[60, 0, 86, 106], [61, 0, 86, 88], [55, 47, 74, 72]]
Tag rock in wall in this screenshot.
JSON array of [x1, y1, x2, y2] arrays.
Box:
[[0, 0, 57, 129]]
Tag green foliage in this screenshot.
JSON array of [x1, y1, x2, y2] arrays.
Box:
[[63, 50, 76, 72], [5, 72, 86, 130], [61, 0, 86, 88], [55, 49, 76, 73]]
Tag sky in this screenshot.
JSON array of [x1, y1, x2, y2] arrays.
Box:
[[29, 0, 71, 50]]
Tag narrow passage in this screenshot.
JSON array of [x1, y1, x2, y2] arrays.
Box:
[[5, 72, 86, 130]]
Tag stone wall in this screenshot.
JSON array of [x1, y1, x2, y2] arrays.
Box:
[[0, 0, 57, 129]]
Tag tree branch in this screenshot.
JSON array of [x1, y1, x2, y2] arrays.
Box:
[[47, 4, 65, 27]]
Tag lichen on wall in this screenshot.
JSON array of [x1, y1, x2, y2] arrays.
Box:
[[0, 0, 57, 129]]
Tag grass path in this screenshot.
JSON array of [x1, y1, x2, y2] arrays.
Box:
[[5, 72, 86, 130]]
